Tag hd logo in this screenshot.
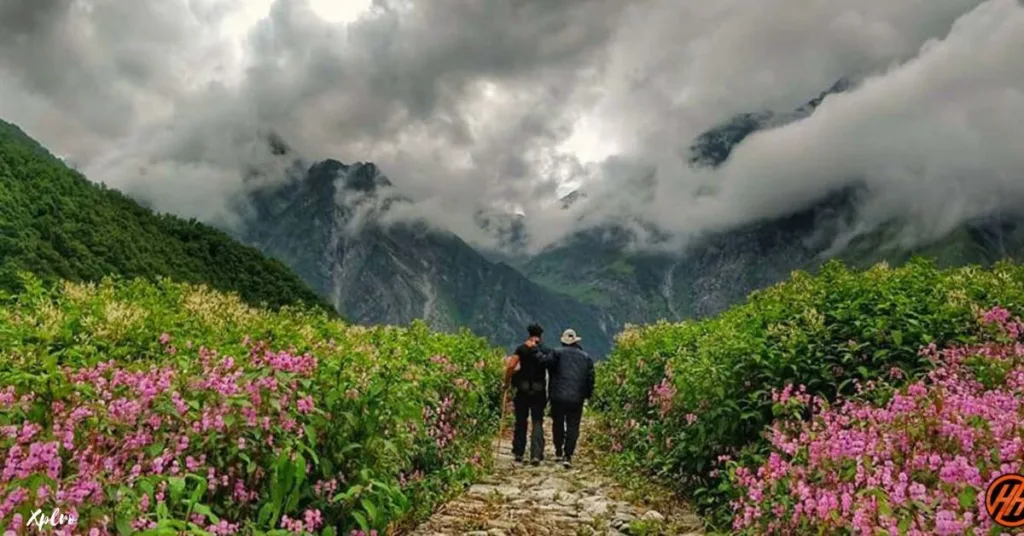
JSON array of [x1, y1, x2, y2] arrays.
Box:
[[986, 473, 1024, 528]]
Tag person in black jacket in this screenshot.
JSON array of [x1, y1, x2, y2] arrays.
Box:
[[547, 328, 595, 468], [504, 323, 552, 465]]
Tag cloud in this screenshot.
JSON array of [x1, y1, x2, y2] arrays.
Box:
[[2, 0, 1022, 256], [633, 0, 1024, 251]]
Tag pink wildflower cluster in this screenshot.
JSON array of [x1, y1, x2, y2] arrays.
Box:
[[280, 509, 323, 534], [207, 520, 241, 535], [398, 469, 425, 488], [980, 306, 1024, 338], [647, 378, 676, 417], [313, 477, 340, 500], [771, 384, 812, 405], [423, 396, 458, 449], [0, 340, 323, 532], [429, 355, 459, 374], [730, 307, 1024, 535], [249, 341, 319, 376]]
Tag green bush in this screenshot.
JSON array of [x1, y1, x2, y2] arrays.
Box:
[[0, 274, 504, 534], [592, 258, 1024, 529]]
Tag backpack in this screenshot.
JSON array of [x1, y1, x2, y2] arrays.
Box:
[[513, 344, 550, 395]]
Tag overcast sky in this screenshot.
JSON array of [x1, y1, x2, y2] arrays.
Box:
[[2, 0, 1023, 253]]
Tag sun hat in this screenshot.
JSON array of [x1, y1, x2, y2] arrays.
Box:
[[560, 329, 582, 345]]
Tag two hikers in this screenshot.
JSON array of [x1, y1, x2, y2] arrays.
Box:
[[504, 323, 595, 468]]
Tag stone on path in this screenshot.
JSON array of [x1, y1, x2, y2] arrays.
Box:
[[405, 418, 704, 536]]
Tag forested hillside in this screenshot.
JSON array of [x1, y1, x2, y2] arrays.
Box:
[[0, 119, 329, 312]]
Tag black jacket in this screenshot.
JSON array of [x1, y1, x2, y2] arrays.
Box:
[[545, 344, 595, 405], [511, 343, 551, 395]]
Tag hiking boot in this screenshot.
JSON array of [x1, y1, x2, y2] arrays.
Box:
[[514, 455, 524, 464], [562, 457, 572, 469], [554, 451, 564, 462], [530, 459, 541, 467]]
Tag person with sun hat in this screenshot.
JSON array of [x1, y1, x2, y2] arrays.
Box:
[[546, 328, 594, 469]]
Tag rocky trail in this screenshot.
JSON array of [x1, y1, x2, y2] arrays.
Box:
[[407, 416, 704, 536]]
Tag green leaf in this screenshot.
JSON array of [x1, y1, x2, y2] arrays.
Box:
[[240, 452, 256, 474], [136, 529, 178, 536], [193, 504, 219, 523], [187, 475, 208, 504], [116, 515, 134, 535], [361, 498, 378, 523], [186, 523, 214, 536], [139, 479, 155, 497], [285, 452, 308, 512], [877, 498, 892, 517], [257, 502, 275, 526], [167, 476, 186, 502], [352, 511, 369, 531], [958, 487, 977, 509], [146, 440, 166, 457]]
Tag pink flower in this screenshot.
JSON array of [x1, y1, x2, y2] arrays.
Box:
[[302, 509, 323, 531], [730, 308, 1024, 534], [296, 396, 315, 414], [647, 378, 676, 417]]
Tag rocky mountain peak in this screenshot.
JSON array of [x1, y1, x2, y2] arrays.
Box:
[[560, 189, 587, 209], [306, 159, 392, 194]]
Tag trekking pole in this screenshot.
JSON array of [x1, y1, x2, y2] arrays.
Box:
[[494, 384, 509, 460]]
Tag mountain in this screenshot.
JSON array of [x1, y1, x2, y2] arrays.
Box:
[[0, 118, 329, 312], [688, 77, 851, 168], [522, 77, 1024, 325], [227, 75, 1024, 357], [236, 159, 615, 356]]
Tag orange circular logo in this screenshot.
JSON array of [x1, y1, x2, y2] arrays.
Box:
[[986, 473, 1024, 528]]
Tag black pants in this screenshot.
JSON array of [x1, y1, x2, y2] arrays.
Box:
[[550, 400, 584, 459], [512, 392, 546, 460]]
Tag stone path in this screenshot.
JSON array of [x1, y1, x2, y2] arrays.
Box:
[[405, 416, 704, 536]]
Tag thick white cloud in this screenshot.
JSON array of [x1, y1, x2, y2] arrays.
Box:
[[1, 0, 1021, 255], [637, 0, 1024, 247]]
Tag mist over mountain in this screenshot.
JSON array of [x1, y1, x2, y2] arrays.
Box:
[[3, 0, 1024, 354], [235, 157, 615, 356], [215, 65, 1024, 357]]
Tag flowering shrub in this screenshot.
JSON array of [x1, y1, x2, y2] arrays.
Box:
[[592, 259, 1024, 528], [0, 275, 504, 534], [727, 306, 1024, 534]]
